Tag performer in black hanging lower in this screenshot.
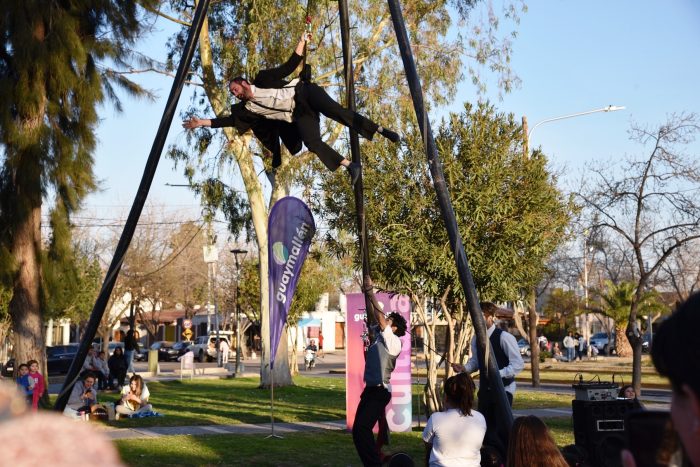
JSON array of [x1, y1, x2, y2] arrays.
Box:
[[352, 289, 407, 467], [183, 32, 400, 185]]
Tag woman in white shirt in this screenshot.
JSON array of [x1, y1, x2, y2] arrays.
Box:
[[422, 372, 486, 466], [116, 374, 153, 419]]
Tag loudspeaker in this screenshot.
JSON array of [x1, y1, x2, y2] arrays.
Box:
[[572, 399, 636, 467]]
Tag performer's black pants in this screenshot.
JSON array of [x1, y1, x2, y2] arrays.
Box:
[[352, 385, 391, 467], [295, 83, 379, 171]]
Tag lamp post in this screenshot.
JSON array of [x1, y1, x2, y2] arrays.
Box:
[[523, 105, 625, 158], [231, 248, 247, 376]]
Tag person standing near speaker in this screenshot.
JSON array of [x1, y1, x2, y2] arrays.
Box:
[[451, 302, 524, 405]]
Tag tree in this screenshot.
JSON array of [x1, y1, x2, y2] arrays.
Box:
[[318, 102, 571, 412], [156, 0, 523, 387], [592, 281, 667, 357], [541, 288, 582, 339], [579, 113, 700, 393], [0, 1, 155, 374]]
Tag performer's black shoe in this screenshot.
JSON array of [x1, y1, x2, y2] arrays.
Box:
[[379, 128, 400, 143], [347, 162, 361, 186]]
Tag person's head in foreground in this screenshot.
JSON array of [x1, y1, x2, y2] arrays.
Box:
[[637, 291, 700, 466], [444, 372, 476, 416], [506, 415, 568, 467], [0, 381, 123, 466]]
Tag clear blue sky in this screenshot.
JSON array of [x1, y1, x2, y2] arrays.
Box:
[[82, 0, 700, 223]]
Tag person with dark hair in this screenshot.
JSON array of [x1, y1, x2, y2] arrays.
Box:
[[108, 346, 128, 389], [183, 33, 400, 186], [621, 291, 700, 467], [65, 372, 98, 418], [618, 383, 644, 409], [506, 416, 568, 467], [451, 302, 524, 405], [479, 445, 504, 467], [422, 372, 486, 466], [352, 290, 407, 467], [124, 329, 138, 374]]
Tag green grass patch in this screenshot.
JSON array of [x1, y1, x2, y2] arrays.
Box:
[[545, 417, 575, 447], [107, 376, 347, 428], [116, 430, 425, 467], [512, 390, 572, 410]]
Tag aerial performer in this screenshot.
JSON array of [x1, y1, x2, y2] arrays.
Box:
[[352, 288, 407, 466], [183, 32, 400, 185]]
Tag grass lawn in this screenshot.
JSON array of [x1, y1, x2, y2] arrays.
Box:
[[116, 430, 425, 467], [108, 376, 347, 428], [110, 375, 577, 465]]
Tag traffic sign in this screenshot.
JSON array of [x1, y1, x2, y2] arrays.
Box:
[[183, 329, 193, 340], [183, 319, 192, 329]]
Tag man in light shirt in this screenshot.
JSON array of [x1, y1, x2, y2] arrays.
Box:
[[451, 302, 524, 405], [183, 33, 399, 186]]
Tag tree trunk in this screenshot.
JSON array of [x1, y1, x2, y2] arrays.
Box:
[[9, 204, 45, 377], [527, 291, 540, 387], [615, 323, 632, 357]]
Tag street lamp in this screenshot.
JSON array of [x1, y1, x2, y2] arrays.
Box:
[[231, 248, 247, 376], [523, 105, 626, 157]]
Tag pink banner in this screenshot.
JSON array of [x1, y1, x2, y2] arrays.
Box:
[[346, 293, 412, 432]]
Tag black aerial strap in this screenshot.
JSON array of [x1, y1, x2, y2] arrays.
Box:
[[300, 0, 314, 81]]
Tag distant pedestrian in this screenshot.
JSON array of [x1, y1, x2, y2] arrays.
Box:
[[563, 332, 576, 362], [15, 363, 32, 405], [575, 333, 585, 360], [219, 339, 230, 364], [124, 329, 138, 374], [318, 330, 324, 358]]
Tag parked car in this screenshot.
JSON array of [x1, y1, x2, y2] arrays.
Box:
[[47, 344, 81, 375], [517, 338, 531, 357], [189, 332, 234, 362], [590, 332, 616, 355], [150, 341, 180, 361], [133, 343, 148, 361], [1, 358, 14, 377], [172, 341, 193, 358]]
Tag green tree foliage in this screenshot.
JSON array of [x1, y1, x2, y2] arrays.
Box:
[[318, 101, 572, 410], [321, 102, 572, 301], [541, 288, 582, 340], [592, 280, 667, 357], [0, 1, 156, 370]]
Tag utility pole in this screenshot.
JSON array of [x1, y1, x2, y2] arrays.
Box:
[[231, 248, 247, 376]]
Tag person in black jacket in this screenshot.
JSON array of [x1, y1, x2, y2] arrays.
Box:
[[108, 346, 128, 389], [183, 33, 399, 185]]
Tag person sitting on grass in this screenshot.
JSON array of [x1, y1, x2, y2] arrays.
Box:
[[505, 415, 568, 467], [65, 372, 98, 418], [116, 374, 153, 419], [423, 372, 486, 466]]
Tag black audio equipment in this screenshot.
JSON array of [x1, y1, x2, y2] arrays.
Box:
[[572, 399, 637, 467]]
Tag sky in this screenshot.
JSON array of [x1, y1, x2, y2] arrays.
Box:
[[79, 0, 700, 241]]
